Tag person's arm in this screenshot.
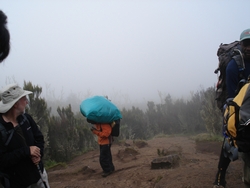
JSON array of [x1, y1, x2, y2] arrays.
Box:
[[92, 124, 111, 138], [25, 114, 45, 157], [226, 59, 239, 98]]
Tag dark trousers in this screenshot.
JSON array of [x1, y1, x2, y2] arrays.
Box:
[[99, 144, 114, 173], [214, 137, 231, 185]]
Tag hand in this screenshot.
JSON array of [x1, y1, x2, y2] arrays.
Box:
[[30, 146, 41, 158], [31, 156, 41, 165]]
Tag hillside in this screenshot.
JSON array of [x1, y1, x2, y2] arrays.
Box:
[[48, 136, 243, 188]]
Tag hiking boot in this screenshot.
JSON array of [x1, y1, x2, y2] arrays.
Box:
[[213, 185, 224, 188], [102, 171, 113, 177], [213, 180, 226, 188], [102, 169, 115, 173]]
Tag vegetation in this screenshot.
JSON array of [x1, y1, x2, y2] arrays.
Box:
[[21, 81, 222, 166], [192, 133, 224, 142], [44, 160, 66, 170]]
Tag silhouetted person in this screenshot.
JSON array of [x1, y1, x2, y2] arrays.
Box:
[[0, 10, 10, 63]]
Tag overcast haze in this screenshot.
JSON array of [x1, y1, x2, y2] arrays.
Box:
[[1, 1, 250, 106]]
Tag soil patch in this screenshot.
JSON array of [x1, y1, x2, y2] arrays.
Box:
[[48, 136, 243, 188]]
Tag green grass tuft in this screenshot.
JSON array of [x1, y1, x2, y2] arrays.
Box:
[[191, 133, 223, 142]]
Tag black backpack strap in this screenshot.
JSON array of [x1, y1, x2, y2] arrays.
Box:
[[0, 123, 14, 147], [233, 53, 245, 71], [19, 114, 29, 126], [235, 79, 247, 96], [0, 171, 10, 188], [0, 123, 7, 146], [4, 129, 14, 147], [0, 114, 28, 147]]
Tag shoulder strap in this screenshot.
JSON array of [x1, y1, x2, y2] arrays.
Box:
[[0, 123, 8, 146], [20, 114, 29, 126], [0, 123, 14, 147], [4, 129, 14, 147], [233, 51, 245, 71], [0, 114, 29, 146]]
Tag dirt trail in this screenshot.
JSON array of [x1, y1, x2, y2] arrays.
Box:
[[48, 136, 243, 188]]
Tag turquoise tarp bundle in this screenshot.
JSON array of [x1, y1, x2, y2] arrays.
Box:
[[80, 96, 122, 123]]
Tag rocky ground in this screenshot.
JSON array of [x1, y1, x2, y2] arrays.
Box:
[[48, 135, 244, 188]]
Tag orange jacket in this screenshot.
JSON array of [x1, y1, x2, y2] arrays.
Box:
[[92, 123, 112, 145]]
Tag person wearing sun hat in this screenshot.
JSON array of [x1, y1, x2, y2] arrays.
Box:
[[0, 84, 50, 188], [0, 84, 32, 114], [213, 29, 250, 188]]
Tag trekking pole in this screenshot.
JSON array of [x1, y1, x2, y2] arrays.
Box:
[[37, 165, 48, 188]]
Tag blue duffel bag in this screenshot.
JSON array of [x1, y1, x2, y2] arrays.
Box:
[[80, 96, 122, 123]]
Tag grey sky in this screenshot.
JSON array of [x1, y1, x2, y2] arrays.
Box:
[[1, 0, 250, 105]]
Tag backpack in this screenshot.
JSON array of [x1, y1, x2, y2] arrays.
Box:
[[110, 119, 120, 137], [214, 41, 245, 110], [223, 80, 250, 154], [87, 118, 121, 137]]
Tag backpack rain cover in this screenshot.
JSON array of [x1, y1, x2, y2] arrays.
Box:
[[80, 96, 122, 123]]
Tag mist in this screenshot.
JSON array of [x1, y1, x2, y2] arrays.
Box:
[[1, 0, 250, 112]]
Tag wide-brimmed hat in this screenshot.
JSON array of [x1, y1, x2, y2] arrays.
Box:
[[0, 83, 32, 113], [240, 28, 250, 41]]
